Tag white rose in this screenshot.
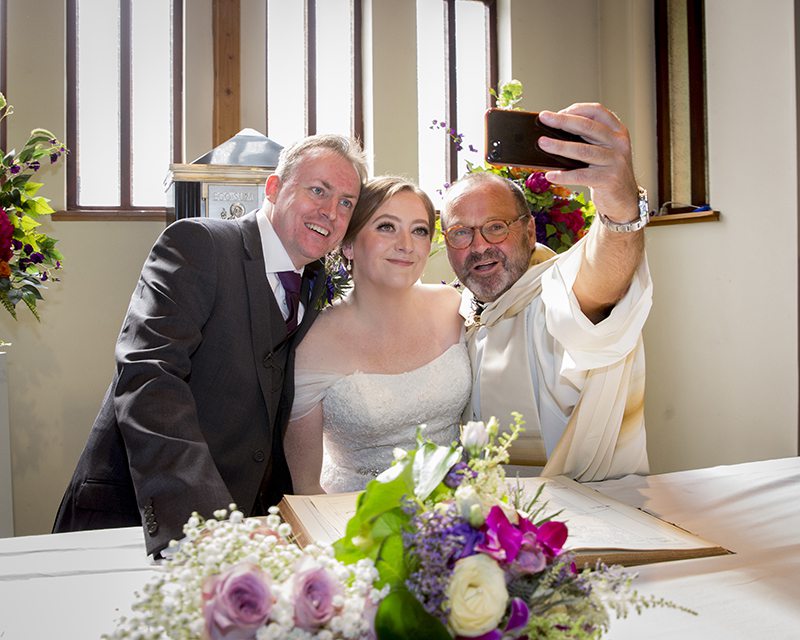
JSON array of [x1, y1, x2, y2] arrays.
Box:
[[446, 554, 509, 637], [461, 421, 489, 456], [454, 485, 485, 527]]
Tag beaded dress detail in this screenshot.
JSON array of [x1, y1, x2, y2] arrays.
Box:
[[293, 342, 471, 493]]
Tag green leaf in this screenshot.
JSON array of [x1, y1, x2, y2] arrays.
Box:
[[374, 532, 408, 588], [0, 295, 17, 319], [375, 589, 451, 640], [334, 470, 414, 563], [412, 441, 462, 501], [18, 214, 41, 234], [23, 181, 43, 196], [27, 196, 55, 216]]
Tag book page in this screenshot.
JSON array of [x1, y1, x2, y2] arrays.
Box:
[[282, 493, 359, 545], [511, 476, 721, 552]]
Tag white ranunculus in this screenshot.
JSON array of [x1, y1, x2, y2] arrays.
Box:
[[446, 554, 509, 637], [461, 421, 489, 456]]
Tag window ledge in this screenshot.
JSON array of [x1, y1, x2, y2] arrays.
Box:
[[53, 209, 170, 222], [648, 210, 720, 227]]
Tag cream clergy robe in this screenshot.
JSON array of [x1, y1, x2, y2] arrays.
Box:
[[461, 238, 652, 481]]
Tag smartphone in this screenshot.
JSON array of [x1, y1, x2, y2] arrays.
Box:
[[484, 108, 588, 171]]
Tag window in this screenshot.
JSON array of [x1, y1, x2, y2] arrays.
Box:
[[653, 0, 716, 220], [65, 0, 183, 218], [265, 0, 362, 146], [417, 0, 497, 203]]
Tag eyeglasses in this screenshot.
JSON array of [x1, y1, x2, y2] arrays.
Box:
[[443, 213, 530, 250]]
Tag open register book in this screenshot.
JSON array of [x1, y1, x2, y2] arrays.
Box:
[[278, 475, 730, 567]]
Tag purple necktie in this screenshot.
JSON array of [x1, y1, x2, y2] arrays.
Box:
[[277, 271, 302, 332]]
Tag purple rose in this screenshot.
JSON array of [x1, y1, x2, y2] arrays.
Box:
[[202, 563, 273, 640], [292, 560, 342, 631]]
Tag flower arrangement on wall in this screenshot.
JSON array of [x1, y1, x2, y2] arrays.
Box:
[[0, 93, 65, 323]]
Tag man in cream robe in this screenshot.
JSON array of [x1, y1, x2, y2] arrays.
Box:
[[442, 103, 651, 482]]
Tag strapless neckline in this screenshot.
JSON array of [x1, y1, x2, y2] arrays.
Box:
[[318, 341, 472, 493]]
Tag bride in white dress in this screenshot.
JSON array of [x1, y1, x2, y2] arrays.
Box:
[[284, 176, 471, 494]]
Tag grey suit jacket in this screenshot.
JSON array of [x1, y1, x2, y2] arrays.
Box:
[[53, 211, 325, 555]]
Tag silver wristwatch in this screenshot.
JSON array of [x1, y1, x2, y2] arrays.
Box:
[[599, 187, 649, 233]]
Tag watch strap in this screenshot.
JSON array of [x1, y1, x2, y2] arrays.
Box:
[[599, 186, 649, 233]]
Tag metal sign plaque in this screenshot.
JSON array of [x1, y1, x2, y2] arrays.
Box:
[[206, 184, 265, 220]]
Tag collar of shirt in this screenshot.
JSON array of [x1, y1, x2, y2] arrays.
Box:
[[256, 202, 304, 321]]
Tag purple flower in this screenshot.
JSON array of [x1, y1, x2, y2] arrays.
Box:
[[403, 504, 475, 623], [30, 252, 44, 264], [525, 171, 551, 194], [476, 506, 523, 564], [23, 244, 33, 256], [292, 561, 342, 631], [9, 165, 20, 175], [27, 160, 40, 172], [40, 272, 48, 282], [50, 153, 59, 164], [513, 532, 547, 575], [444, 461, 476, 489], [202, 563, 273, 640], [0, 209, 13, 263], [520, 517, 568, 559], [12, 239, 22, 251]]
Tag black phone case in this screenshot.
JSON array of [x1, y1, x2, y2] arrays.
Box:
[[484, 108, 588, 171]]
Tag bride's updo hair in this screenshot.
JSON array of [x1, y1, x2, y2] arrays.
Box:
[[342, 176, 436, 247]]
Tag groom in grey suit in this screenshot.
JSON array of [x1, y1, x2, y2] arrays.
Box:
[[53, 134, 366, 556]]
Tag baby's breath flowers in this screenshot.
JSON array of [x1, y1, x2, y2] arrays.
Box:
[[104, 506, 384, 640]]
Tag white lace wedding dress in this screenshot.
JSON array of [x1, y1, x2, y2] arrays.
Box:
[[291, 342, 472, 493]]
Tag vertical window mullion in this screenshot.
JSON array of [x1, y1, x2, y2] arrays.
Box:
[[445, 0, 458, 183], [0, 0, 7, 152], [306, 0, 317, 136], [66, 0, 78, 210], [485, 0, 498, 101], [172, 0, 183, 164], [120, 0, 132, 209], [352, 0, 363, 141]]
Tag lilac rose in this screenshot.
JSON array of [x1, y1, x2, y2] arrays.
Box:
[[292, 560, 343, 631], [202, 563, 274, 640]]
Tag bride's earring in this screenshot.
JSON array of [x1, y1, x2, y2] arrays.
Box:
[[341, 245, 354, 273]]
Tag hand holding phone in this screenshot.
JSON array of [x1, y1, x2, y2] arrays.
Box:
[[485, 108, 588, 171]]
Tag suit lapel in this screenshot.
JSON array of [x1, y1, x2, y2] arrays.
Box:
[[238, 213, 288, 424]]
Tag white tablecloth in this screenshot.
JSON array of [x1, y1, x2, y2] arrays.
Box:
[[589, 457, 800, 639], [0, 457, 798, 639]]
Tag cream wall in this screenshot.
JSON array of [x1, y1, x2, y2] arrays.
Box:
[[642, 0, 798, 471], [0, 0, 796, 537]]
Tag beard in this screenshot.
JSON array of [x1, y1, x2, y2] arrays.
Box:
[[458, 245, 531, 303]]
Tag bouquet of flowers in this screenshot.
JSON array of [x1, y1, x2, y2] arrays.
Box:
[[108, 416, 686, 639], [434, 80, 595, 254], [105, 507, 386, 639], [335, 414, 684, 639], [0, 92, 65, 321]]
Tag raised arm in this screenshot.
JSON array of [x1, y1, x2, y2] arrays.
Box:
[[284, 402, 325, 494], [538, 104, 645, 323]]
